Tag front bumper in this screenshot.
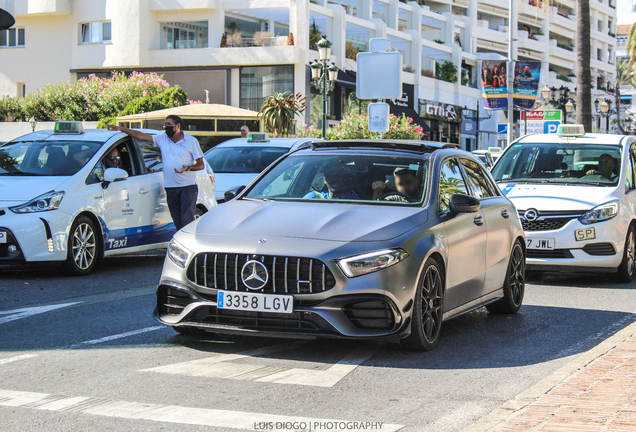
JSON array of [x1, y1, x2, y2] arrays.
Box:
[[525, 216, 625, 272], [154, 281, 410, 340], [0, 209, 70, 263]]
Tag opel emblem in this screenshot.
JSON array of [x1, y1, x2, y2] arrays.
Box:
[[524, 209, 539, 222], [241, 260, 269, 290]]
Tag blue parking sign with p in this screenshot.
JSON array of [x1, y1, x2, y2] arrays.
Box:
[[544, 121, 560, 134]]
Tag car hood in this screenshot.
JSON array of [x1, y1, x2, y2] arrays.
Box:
[[0, 177, 69, 205], [186, 199, 427, 242], [499, 183, 618, 211], [214, 173, 259, 199]]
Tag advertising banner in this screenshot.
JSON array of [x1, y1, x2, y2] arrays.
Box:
[[481, 60, 508, 110], [513, 61, 541, 110]]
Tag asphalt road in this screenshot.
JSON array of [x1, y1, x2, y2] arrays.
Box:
[[1, 254, 635, 432]]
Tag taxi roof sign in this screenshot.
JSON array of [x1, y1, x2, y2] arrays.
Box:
[[54, 121, 84, 134], [247, 132, 269, 143], [557, 124, 585, 137]]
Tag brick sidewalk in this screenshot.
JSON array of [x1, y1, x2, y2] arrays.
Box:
[[469, 327, 636, 432]]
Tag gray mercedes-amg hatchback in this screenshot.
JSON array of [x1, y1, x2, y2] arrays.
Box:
[[155, 140, 525, 351]]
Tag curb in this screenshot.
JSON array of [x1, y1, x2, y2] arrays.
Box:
[[460, 316, 636, 432]]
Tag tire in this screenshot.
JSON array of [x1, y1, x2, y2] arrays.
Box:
[[59, 216, 98, 276], [173, 326, 210, 337], [401, 257, 444, 352], [616, 224, 636, 283], [487, 240, 525, 314], [194, 206, 205, 219]]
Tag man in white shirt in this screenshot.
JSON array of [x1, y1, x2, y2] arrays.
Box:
[[108, 115, 205, 230]]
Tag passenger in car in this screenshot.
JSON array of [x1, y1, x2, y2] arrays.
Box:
[[303, 165, 360, 200], [371, 167, 420, 202], [586, 153, 618, 180]]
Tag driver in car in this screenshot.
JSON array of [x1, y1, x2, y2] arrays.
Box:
[[304, 165, 360, 200], [103, 147, 121, 169], [372, 167, 420, 202], [586, 153, 618, 180]]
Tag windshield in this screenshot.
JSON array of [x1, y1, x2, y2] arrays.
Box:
[[245, 153, 428, 205], [491, 143, 622, 186], [205, 146, 290, 174], [0, 140, 102, 176]]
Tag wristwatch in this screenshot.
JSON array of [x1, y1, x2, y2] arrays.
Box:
[[186, 166, 191, 171]]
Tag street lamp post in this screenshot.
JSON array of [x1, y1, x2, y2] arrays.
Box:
[[542, 85, 574, 124], [310, 37, 338, 140], [594, 98, 617, 133], [463, 100, 492, 150], [28, 116, 36, 132]]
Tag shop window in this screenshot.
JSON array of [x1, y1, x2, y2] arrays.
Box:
[[240, 65, 294, 112]]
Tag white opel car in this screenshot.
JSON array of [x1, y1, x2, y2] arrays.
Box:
[[204, 133, 318, 202], [491, 125, 636, 282], [0, 122, 216, 275]]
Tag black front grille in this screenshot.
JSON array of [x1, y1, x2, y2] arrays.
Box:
[[527, 249, 574, 259], [583, 243, 616, 256], [195, 306, 333, 333], [344, 300, 395, 330], [187, 253, 337, 294], [518, 210, 583, 232]]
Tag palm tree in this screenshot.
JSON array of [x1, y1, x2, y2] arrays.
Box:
[[611, 58, 633, 134], [259, 92, 307, 137], [576, 0, 592, 132]]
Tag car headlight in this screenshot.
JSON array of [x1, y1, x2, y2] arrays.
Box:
[[579, 200, 619, 225], [9, 191, 65, 214], [338, 248, 409, 278], [167, 239, 192, 268]]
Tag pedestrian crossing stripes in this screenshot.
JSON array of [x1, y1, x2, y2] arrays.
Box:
[[0, 389, 404, 431], [141, 342, 379, 387]]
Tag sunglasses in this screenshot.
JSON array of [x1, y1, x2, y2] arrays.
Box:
[[163, 123, 175, 128], [107, 156, 121, 162]]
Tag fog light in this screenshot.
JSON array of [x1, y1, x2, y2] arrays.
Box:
[[47, 238, 54, 253], [8, 245, 17, 253]]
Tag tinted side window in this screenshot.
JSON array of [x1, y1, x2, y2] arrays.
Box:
[[630, 144, 636, 190], [439, 158, 468, 212], [140, 142, 162, 173], [461, 158, 498, 198]]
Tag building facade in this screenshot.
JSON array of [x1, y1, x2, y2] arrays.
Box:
[[0, 0, 618, 148]]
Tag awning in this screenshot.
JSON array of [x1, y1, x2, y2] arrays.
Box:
[[621, 94, 632, 101], [389, 104, 432, 131], [336, 70, 356, 89]]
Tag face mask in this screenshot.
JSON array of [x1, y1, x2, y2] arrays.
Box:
[[165, 126, 176, 137]]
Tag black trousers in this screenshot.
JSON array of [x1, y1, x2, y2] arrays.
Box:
[[165, 185, 198, 231]]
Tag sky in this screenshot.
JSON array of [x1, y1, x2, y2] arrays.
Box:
[[618, 0, 636, 25]]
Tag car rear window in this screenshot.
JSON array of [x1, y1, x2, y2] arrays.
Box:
[[205, 146, 290, 173]]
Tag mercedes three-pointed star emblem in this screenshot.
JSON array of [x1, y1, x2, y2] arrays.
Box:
[[241, 260, 269, 290]]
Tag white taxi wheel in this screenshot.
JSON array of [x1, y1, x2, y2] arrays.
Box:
[[60, 216, 98, 276], [616, 225, 636, 283]]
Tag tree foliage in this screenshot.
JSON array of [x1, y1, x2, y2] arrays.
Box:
[[0, 72, 190, 125], [297, 114, 425, 140], [259, 92, 307, 137]]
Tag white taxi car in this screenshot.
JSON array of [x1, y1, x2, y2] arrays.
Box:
[[0, 122, 216, 275], [491, 125, 636, 282]]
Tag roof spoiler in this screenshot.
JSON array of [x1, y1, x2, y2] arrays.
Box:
[[310, 140, 444, 153]]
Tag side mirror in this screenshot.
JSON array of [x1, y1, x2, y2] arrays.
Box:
[[104, 167, 128, 182], [224, 185, 246, 202], [449, 193, 480, 213]]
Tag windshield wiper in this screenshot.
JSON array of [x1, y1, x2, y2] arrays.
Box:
[[575, 181, 611, 186]]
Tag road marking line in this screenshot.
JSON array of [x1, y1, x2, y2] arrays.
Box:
[[142, 343, 377, 387], [0, 354, 38, 366], [0, 302, 82, 325], [69, 326, 165, 348], [0, 389, 404, 431]]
